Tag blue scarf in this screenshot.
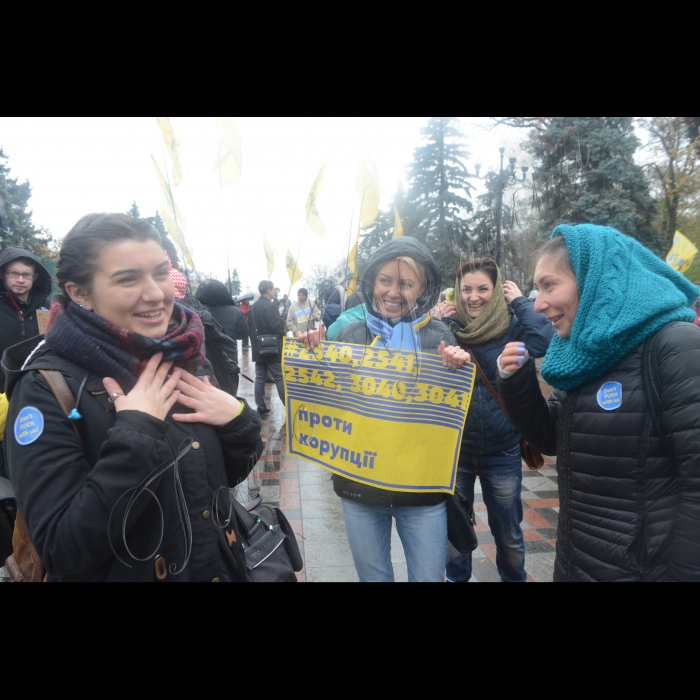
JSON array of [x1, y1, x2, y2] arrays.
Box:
[[541, 224, 697, 392], [365, 308, 430, 351]]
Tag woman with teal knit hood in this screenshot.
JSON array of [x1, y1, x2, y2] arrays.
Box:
[[498, 224, 700, 583]]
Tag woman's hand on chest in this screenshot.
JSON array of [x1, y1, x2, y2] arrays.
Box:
[[173, 370, 242, 427], [103, 353, 182, 421]]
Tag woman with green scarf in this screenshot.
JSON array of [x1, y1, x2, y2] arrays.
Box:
[[438, 258, 554, 583], [499, 225, 700, 582]]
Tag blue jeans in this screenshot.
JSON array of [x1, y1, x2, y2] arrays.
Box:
[[342, 499, 448, 583], [447, 448, 526, 583]]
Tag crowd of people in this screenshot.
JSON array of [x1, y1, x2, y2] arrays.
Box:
[[1, 212, 699, 582]]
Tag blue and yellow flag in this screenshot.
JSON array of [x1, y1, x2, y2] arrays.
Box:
[[667, 231, 698, 274], [263, 234, 275, 277], [356, 147, 380, 228], [286, 247, 303, 286]]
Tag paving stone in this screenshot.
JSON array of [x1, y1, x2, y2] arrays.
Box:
[[304, 540, 355, 569], [527, 553, 557, 583], [300, 482, 337, 502], [539, 508, 560, 528], [307, 567, 359, 583], [301, 498, 344, 521], [299, 471, 334, 486], [302, 518, 350, 543]]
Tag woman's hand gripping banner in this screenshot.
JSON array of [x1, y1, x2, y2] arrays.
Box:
[[283, 340, 475, 494]]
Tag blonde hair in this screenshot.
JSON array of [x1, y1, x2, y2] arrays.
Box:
[[395, 257, 427, 286]]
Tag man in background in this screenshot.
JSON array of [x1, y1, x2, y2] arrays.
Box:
[[0, 248, 52, 361], [287, 288, 320, 336], [249, 281, 286, 416]]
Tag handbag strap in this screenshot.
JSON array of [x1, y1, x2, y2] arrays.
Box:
[[467, 349, 512, 422]]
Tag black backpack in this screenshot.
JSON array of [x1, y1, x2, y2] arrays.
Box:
[[183, 297, 242, 397]]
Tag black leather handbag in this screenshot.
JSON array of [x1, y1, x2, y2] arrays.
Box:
[[446, 487, 479, 555], [0, 477, 17, 564], [257, 335, 281, 359], [233, 496, 304, 583]]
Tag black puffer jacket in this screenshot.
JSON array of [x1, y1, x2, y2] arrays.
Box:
[[3, 339, 264, 583], [334, 237, 458, 508], [498, 322, 700, 582], [0, 248, 53, 361]]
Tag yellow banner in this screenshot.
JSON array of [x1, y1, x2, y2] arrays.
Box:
[[215, 117, 243, 188], [264, 234, 275, 277], [667, 231, 698, 274], [283, 340, 475, 494]]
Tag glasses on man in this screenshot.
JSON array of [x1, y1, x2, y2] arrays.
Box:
[[4, 272, 36, 280]]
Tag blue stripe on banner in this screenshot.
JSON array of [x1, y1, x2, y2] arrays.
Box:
[[286, 384, 467, 419], [286, 391, 466, 431]]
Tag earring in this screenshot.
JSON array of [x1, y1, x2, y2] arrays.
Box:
[[80, 304, 84, 308]]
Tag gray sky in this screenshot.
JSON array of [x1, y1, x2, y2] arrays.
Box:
[[0, 117, 516, 294]]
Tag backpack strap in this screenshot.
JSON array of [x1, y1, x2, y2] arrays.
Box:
[[38, 370, 83, 445]]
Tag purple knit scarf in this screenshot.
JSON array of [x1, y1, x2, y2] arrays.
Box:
[[45, 301, 206, 391]]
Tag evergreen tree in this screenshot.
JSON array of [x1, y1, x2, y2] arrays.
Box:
[[495, 117, 658, 250], [151, 212, 167, 237], [230, 269, 242, 296], [127, 201, 141, 218], [0, 148, 53, 254], [403, 117, 475, 273]]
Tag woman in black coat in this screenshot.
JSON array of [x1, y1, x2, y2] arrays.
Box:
[[3, 214, 263, 582], [436, 258, 554, 583], [498, 225, 700, 582]]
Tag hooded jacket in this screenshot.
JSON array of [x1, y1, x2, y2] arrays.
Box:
[[333, 237, 458, 508], [198, 281, 248, 364], [0, 248, 53, 361], [2, 337, 263, 582]]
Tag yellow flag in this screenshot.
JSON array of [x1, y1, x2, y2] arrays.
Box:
[[215, 117, 243, 188], [156, 117, 184, 188], [264, 234, 275, 277], [306, 163, 327, 236], [152, 156, 194, 268], [393, 206, 404, 239], [356, 147, 380, 228], [347, 223, 361, 295], [667, 231, 698, 274], [286, 247, 303, 286]]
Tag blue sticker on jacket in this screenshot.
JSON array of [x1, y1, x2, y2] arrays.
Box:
[[598, 383, 623, 411], [14, 407, 45, 446]]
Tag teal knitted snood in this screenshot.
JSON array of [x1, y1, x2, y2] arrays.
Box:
[[541, 224, 697, 392]]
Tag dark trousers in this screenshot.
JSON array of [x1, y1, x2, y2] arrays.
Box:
[[0, 443, 6, 481], [254, 362, 285, 411]]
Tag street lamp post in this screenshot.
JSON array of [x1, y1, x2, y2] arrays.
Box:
[[474, 142, 534, 267]]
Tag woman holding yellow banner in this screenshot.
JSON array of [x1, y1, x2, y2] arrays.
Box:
[[299, 238, 470, 583]]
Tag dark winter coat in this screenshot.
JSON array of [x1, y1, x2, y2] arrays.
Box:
[[333, 237, 458, 508], [498, 321, 700, 583], [0, 248, 53, 361], [322, 286, 345, 329], [2, 339, 264, 583], [199, 281, 248, 365], [249, 295, 286, 364], [450, 297, 554, 456]]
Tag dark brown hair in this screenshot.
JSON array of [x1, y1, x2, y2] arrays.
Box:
[[56, 213, 162, 305], [457, 258, 499, 288], [538, 236, 575, 277]]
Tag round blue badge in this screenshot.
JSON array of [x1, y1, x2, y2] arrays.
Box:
[[14, 407, 45, 446], [597, 383, 623, 411]]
